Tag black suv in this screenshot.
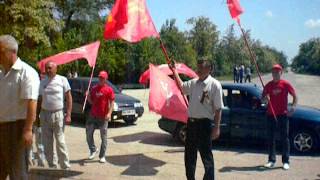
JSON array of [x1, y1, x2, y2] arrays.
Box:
[[68, 77, 144, 125]]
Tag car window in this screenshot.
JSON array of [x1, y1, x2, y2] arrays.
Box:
[[222, 89, 229, 108], [230, 89, 258, 109], [231, 90, 242, 108], [69, 79, 81, 91], [84, 79, 120, 94], [106, 80, 120, 94]]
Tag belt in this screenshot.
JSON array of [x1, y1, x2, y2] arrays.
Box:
[[41, 109, 63, 113], [0, 119, 24, 125]]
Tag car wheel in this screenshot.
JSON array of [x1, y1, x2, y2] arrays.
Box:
[[291, 129, 318, 153], [124, 117, 137, 125], [175, 124, 187, 144]]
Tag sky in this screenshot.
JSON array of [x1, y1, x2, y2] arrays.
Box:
[[145, 0, 320, 62]]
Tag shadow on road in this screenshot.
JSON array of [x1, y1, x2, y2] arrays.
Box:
[[111, 131, 184, 147], [69, 119, 132, 129], [69, 158, 101, 166], [107, 153, 166, 176], [29, 168, 83, 179], [213, 141, 266, 155], [219, 165, 282, 173]]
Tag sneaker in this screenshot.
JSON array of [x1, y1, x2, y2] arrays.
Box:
[[264, 162, 275, 168], [283, 163, 290, 170], [88, 149, 99, 160], [99, 157, 106, 163]]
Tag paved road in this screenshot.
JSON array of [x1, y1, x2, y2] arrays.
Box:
[[30, 71, 320, 180]]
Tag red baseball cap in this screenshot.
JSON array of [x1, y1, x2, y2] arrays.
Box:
[[98, 71, 108, 79], [272, 64, 283, 71]]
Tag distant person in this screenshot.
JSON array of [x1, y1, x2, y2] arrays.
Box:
[[239, 65, 244, 83], [0, 35, 40, 179], [262, 64, 297, 170], [245, 66, 251, 83], [86, 71, 115, 163], [233, 65, 239, 83], [72, 71, 78, 78], [39, 61, 72, 169], [172, 60, 224, 180], [67, 71, 72, 78]]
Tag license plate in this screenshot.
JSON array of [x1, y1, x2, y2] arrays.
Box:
[[122, 109, 136, 116]]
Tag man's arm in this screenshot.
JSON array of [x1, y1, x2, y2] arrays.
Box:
[[292, 94, 298, 107], [23, 99, 37, 146], [86, 90, 93, 104], [211, 108, 222, 140], [288, 93, 298, 116], [65, 90, 72, 124], [105, 100, 114, 121]]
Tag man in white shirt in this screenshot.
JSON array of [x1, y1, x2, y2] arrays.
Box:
[[173, 59, 224, 180], [39, 61, 72, 169], [0, 35, 40, 180]]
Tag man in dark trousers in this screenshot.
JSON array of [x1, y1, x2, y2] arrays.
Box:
[[86, 71, 115, 163], [262, 64, 297, 170], [172, 60, 224, 180]]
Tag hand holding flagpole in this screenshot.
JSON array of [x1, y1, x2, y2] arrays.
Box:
[[82, 65, 95, 113]]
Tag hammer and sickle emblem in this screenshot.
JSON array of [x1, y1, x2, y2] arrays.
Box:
[[160, 81, 173, 107]]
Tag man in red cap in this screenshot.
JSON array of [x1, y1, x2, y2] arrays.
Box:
[[262, 64, 297, 170], [86, 70, 115, 163]]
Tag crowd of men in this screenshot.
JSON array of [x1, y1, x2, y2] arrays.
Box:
[[0, 35, 297, 180]]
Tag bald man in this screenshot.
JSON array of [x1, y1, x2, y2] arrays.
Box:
[[39, 61, 72, 169]]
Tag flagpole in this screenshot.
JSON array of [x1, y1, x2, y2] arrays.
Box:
[[237, 22, 277, 121], [82, 64, 96, 113], [158, 38, 189, 107]]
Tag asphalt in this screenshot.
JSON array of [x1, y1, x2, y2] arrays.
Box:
[[29, 71, 320, 180]]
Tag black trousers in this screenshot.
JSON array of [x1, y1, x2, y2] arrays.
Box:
[[267, 115, 290, 164], [245, 75, 251, 83], [185, 118, 214, 180]]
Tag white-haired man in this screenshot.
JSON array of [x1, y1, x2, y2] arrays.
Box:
[[0, 35, 40, 179]]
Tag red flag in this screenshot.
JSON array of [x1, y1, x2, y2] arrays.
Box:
[[227, 0, 244, 24], [37, 41, 100, 73], [139, 63, 198, 85], [148, 64, 188, 123], [104, 0, 159, 42]]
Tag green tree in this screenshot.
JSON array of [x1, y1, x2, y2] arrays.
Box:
[[0, 0, 61, 66], [160, 19, 196, 69], [292, 38, 320, 75], [186, 16, 219, 61], [53, 0, 113, 33]]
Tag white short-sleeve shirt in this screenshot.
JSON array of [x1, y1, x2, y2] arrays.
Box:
[[0, 58, 40, 122], [182, 75, 224, 120], [39, 75, 71, 111]]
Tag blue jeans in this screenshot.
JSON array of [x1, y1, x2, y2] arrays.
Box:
[[267, 115, 290, 164], [185, 118, 214, 180], [86, 115, 108, 158]]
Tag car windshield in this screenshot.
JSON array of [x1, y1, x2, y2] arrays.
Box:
[[86, 78, 121, 94], [250, 86, 263, 99]]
